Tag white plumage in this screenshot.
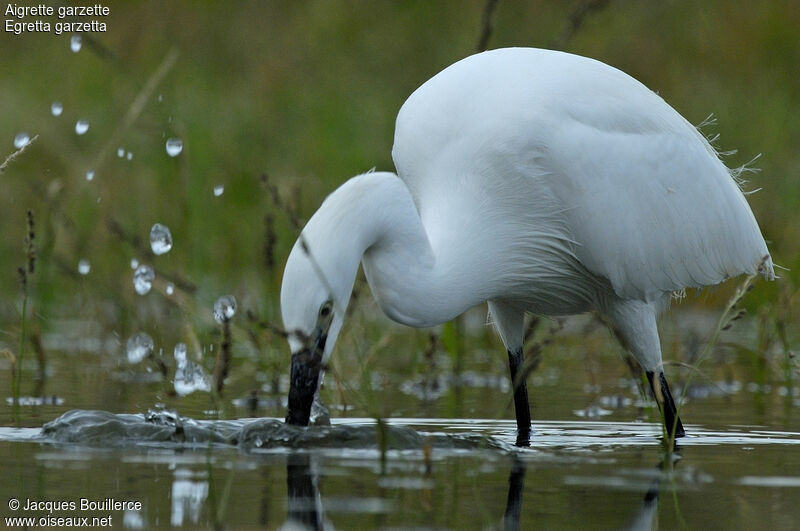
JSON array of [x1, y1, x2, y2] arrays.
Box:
[[280, 48, 773, 440]]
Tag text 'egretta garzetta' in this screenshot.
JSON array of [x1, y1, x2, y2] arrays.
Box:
[[280, 47, 773, 446]]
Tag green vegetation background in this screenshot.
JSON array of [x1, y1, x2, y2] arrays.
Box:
[[0, 1, 798, 416]]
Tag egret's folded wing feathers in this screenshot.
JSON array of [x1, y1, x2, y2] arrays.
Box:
[[546, 119, 772, 301]]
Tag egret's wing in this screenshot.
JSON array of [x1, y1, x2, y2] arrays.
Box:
[[392, 48, 772, 302], [545, 117, 772, 301]]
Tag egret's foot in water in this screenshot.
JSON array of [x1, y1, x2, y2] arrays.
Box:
[[507, 348, 532, 447], [515, 427, 531, 447]]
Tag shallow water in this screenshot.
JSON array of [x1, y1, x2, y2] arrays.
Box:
[[2, 313, 800, 528], [1, 411, 800, 529]]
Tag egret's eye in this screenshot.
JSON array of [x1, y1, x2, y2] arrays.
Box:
[[318, 300, 333, 319]]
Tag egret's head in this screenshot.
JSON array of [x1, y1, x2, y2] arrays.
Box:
[[279, 173, 386, 425], [280, 235, 349, 426]]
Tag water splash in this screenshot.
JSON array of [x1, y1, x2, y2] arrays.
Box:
[[75, 119, 90, 135], [165, 138, 183, 157], [126, 332, 154, 364], [78, 259, 91, 275], [213, 295, 237, 323], [13, 132, 30, 149], [150, 223, 173, 255], [213, 185, 224, 197], [133, 265, 155, 295], [173, 343, 188, 364], [51, 102, 63, 116], [173, 343, 211, 396]]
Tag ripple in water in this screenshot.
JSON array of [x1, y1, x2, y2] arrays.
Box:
[[150, 223, 173, 255], [28, 410, 800, 455], [133, 265, 155, 295], [38, 410, 513, 452], [126, 332, 154, 364]]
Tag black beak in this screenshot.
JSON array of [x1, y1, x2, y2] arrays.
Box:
[[285, 333, 327, 426]]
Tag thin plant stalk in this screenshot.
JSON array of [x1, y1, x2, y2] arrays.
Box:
[[15, 268, 28, 423], [669, 271, 760, 445], [14, 210, 35, 423]]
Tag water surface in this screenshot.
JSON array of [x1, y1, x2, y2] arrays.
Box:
[[2, 411, 799, 529]]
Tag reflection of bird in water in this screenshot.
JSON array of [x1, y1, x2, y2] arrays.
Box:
[[503, 457, 526, 531], [282, 450, 527, 530], [625, 450, 683, 531], [284, 454, 326, 531], [280, 47, 774, 445]]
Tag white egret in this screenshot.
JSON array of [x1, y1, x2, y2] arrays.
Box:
[[280, 48, 773, 445]]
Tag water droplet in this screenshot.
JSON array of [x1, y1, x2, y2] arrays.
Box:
[[117, 147, 125, 158], [165, 138, 183, 157], [77, 259, 91, 275], [75, 119, 89, 135], [149, 223, 173, 255], [70, 34, 82, 52], [166, 283, 174, 296], [133, 265, 155, 295], [13, 133, 30, 149], [130, 258, 139, 269], [213, 295, 237, 323], [51, 101, 63, 116], [173, 343, 187, 364], [85, 170, 95, 181], [213, 185, 224, 197], [126, 332, 153, 363], [173, 359, 211, 396], [126, 151, 133, 160]]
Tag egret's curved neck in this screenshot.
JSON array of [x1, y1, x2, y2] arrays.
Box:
[[307, 172, 482, 328]]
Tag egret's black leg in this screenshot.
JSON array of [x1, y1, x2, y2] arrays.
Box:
[[646, 371, 685, 439], [508, 348, 531, 446]]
